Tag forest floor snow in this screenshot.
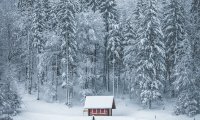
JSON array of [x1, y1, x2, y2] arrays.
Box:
[[13, 86, 199, 120]]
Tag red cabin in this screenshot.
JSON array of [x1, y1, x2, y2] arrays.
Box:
[[84, 96, 116, 116]]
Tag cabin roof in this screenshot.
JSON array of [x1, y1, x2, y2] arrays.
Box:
[[84, 96, 116, 109]]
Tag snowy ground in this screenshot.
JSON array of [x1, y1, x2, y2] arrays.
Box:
[[14, 86, 199, 120]]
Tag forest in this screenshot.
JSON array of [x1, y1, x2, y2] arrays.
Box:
[[0, 0, 200, 119]]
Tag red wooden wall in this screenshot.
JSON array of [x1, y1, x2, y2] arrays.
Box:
[[88, 109, 111, 116]]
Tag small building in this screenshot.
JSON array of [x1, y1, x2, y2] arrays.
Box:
[[84, 96, 116, 116]]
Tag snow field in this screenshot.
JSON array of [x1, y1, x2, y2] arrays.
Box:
[[13, 91, 200, 120]]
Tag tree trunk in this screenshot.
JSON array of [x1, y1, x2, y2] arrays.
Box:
[[66, 38, 70, 106], [37, 75, 40, 100], [27, 31, 32, 94], [112, 53, 115, 96], [55, 54, 58, 101], [37, 49, 40, 100], [103, 40, 107, 89], [148, 100, 152, 109]]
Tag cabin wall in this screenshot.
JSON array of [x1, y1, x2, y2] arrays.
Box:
[[88, 109, 111, 116]]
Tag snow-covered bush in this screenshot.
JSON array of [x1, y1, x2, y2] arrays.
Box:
[[0, 83, 21, 117], [175, 91, 199, 117]]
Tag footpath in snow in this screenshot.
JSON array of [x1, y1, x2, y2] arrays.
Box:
[[13, 86, 199, 120]]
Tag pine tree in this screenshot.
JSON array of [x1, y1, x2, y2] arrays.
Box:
[[136, 0, 165, 109], [123, 0, 146, 75], [173, 0, 200, 116], [76, 12, 97, 93], [56, 0, 77, 107], [163, 0, 186, 97], [123, 20, 136, 43], [18, 0, 35, 12], [134, 0, 146, 24], [190, 0, 200, 95], [18, 0, 36, 95], [32, 0, 45, 54], [99, 0, 118, 92], [42, 0, 52, 30], [32, 0, 46, 100], [104, 1, 121, 96], [86, 0, 99, 12], [0, 82, 21, 118], [107, 23, 122, 96], [123, 0, 146, 97], [174, 37, 199, 117], [190, 0, 200, 113]]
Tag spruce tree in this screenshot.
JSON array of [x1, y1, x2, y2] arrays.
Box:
[[32, 0, 45, 54], [32, 0, 46, 100], [190, 0, 200, 95], [99, 0, 118, 91], [123, 0, 146, 99], [0, 82, 21, 118], [173, 0, 200, 116], [42, 0, 52, 30], [123, 19, 136, 69], [18, 0, 36, 95], [174, 37, 199, 117], [18, 0, 35, 12], [56, 0, 77, 107], [86, 0, 99, 12], [107, 23, 122, 96], [163, 0, 186, 97], [136, 0, 165, 109], [124, 0, 146, 71]]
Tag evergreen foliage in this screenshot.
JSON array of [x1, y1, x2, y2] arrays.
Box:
[[2, 0, 199, 117], [56, 0, 77, 106], [163, 0, 186, 97], [135, 0, 165, 109]]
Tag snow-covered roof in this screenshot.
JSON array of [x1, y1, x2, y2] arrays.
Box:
[[84, 96, 116, 109]]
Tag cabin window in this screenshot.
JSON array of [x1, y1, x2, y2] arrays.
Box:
[[97, 109, 100, 113], [93, 109, 96, 113], [101, 109, 104, 113], [105, 109, 108, 113]]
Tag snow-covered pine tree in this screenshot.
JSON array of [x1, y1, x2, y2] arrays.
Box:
[[18, 0, 35, 12], [42, 0, 52, 30], [99, 0, 118, 92], [134, 0, 146, 24], [173, 36, 199, 117], [32, 0, 45, 57], [107, 22, 122, 96], [77, 0, 88, 13], [86, 0, 99, 13], [0, 81, 21, 118], [32, 0, 46, 100], [122, 20, 135, 95], [0, 1, 22, 114], [163, 0, 186, 97], [136, 0, 165, 109], [18, 0, 36, 94], [104, 0, 122, 96], [173, 0, 200, 116], [190, 0, 200, 106], [123, 20, 135, 46], [56, 0, 77, 107], [78, 13, 101, 94], [123, 0, 146, 97], [41, 0, 58, 98], [76, 12, 94, 94]]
